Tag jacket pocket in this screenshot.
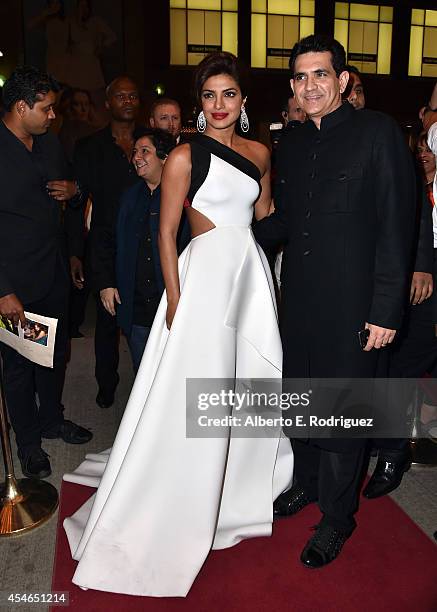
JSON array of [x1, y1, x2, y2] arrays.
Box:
[[320, 164, 363, 213]]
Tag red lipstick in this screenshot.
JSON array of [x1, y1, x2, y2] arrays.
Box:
[[212, 113, 229, 120]]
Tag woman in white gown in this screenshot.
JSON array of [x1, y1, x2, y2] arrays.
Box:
[[63, 52, 294, 597]]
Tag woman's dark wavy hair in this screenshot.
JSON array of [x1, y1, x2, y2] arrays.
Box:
[[134, 128, 176, 160], [193, 51, 248, 104], [2, 66, 60, 111], [289, 34, 346, 77]]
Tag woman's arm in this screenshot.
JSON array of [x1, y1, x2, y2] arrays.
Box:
[[159, 144, 191, 329]]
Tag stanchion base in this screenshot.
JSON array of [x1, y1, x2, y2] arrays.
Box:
[[0, 478, 58, 536], [411, 438, 437, 466]]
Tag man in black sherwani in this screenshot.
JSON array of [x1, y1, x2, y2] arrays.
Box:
[[254, 35, 415, 568]]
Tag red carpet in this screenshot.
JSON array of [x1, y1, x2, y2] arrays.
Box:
[[51, 481, 437, 612]]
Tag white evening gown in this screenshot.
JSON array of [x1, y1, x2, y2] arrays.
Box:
[[63, 134, 294, 597]]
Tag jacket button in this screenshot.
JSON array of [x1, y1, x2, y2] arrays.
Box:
[[303, 231, 309, 238], [307, 191, 313, 199], [315, 139, 321, 145], [280, 178, 286, 184], [303, 250, 311, 256], [305, 210, 311, 218], [310, 172, 316, 179], [310, 153, 317, 160], [339, 173, 347, 181]]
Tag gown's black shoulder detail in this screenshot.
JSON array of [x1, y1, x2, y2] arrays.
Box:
[[193, 134, 261, 185], [186, 137, 211, 205]]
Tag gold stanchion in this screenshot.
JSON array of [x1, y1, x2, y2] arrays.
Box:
[[0, 355, 58, 536]]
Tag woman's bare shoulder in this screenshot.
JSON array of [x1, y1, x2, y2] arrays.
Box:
[[246, 139, 270, 159], [238, 138, 270, 174], [169, 142, 192, 161], [166, 143, 192, 172]]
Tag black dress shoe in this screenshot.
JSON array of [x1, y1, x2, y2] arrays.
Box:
[[96, 390, 115, 408], [96, 373, 119, 409], [42, 419, 93, 444], [18, 447, 52, 479], [363, 454, 411, 499], [273, 484, 316, 517], [300, 524, 349, 569]]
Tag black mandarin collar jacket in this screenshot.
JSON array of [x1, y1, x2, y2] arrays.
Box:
[[254, 102, 416, 380]]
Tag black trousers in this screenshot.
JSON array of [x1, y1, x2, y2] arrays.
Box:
[[69, 236, 90, 336], [69, 282, 89, 335], [375, 280, 437, 454], [94, 294, 119, 395], [293, 438, 365, 534], [0, 257, 69, 453]]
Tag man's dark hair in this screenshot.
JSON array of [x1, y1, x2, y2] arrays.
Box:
[[281, 91, 295, 113], [345, 64, 362, 79], [2, 66, 60, 112], [344, 64, 361, 80], [289, 34, 346, 77], [133, 127, 176, 160], [150, 97, 181, 118]]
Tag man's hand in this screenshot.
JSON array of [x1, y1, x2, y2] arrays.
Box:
[[46, 180, 78, 201], [100, 288, 121, 316], [363, 323, 396, 351], [410, 272, 433, 305], [70, 256, 85, 289], [0, 293, 26, 327]]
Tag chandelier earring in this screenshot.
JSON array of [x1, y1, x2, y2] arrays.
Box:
[[240, 105, 249, 133], [197, 110, 207, 133]]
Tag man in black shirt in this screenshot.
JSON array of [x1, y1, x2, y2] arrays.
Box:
[[111, 129, 180, 371], [0, 66, 92, 479], [66, 76, 142, 407]]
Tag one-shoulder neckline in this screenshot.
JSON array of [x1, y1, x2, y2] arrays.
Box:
[[192, 134, 261, 185]]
